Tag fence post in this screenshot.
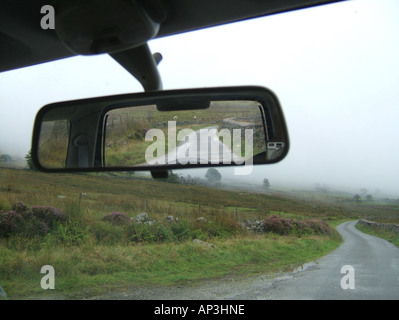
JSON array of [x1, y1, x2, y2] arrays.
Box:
[[78, 192, 82, 210]]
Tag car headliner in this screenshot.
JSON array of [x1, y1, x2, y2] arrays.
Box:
[[1, 0, 346, 73]]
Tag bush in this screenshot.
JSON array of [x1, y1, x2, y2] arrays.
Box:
[[169, 221, 192, 242], [150, 223, 175, 242], [306, 219, 331, 235], [102, 212, 130, 225], [47, 222, 90, 246], [291, 220, 312, 236], [262, 215, 292, 235], [0, 204, 68, 238], [0, 211, 24, 238], [127, 223, 155, 243], [260, 215, 331, 236], [30, 206, 66, 228], [22, 216, 49, 238], [204, 222, 232, 239], [92, 222, 126, 245], [128, 221, 192, 243]]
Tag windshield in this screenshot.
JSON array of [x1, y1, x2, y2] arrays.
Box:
[[0, 0, 398, 301]]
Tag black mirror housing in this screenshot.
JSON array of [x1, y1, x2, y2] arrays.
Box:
[[31, 86, 289, 173]]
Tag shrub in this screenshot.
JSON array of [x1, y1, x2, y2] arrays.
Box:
[[204, 222, 232, 239], [102, 212, 130, 225], [127, 222, 177, 243], [31, 206, 66, 228], [92, 222, 126, 245], [291, 220, 312, 236], [169, 221, 192, 242], [0, 211, 24, 238], [47, 222, 90, 246], [127, 223, 154, 243], [306, 219, 331, 235], [12, 202, 29, 214], [262, 215, 292, 235], [150, 223, 175, 242], [22, 216, 49, 238]]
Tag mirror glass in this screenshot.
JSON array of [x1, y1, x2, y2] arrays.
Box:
[[103, 101, 266, 167]]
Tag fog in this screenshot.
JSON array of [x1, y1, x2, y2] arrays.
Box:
[[1, 0, 398, 197]]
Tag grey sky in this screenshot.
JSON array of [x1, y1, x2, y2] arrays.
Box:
[[0, 0, 398, 196]]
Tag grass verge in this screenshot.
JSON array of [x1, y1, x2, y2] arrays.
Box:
[[0, 231, 341, 299], [355, 223, 399, 248]]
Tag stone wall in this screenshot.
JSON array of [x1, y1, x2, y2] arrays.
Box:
[[357, 219, 399, 234], [218, 118, 265, 151]]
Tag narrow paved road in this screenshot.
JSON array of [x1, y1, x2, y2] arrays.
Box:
[[267, 220, 399, 299], [89, 220, 399, 300], [148, 126, 243, 165]]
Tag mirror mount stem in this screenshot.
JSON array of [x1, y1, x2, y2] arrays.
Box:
[[111, 43, 167, 179], [110, 43, 163, 92]]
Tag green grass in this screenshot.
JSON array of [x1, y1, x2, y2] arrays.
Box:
[[0, 166, 395, 299], [0, 232, 341, 299], [0, 168, 358, 222], [355, 223, 399, 248]]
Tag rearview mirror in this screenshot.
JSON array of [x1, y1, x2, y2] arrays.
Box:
[[32, 86, 289, 174]]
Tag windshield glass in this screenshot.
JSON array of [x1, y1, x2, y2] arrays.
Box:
[[0, 0, 398, 301]]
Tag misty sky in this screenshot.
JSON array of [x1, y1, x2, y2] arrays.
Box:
[[0, 0, 398, 196]]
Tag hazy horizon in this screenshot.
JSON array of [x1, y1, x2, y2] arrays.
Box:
[[1, 0, 398, 198]]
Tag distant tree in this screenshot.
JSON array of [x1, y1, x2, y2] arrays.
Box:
[[183, 175, 207, 186], [366, 194, 373, 201], [25, 150, 36, 170], [157, 170, 182, 184], [167, 171, 181, 184], [0, 154, 12, 163], [353, 194, 361, 202], [205, 168, 222, 185], [263, 178, 270, 190]]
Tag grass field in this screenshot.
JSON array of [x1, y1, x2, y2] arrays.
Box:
[[0, 166, 397, 299]]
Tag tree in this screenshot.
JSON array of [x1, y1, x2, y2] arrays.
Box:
[[353, 194, 361, 202], [205, 168, 222, 185], [0, 154, 12, 163], [167, 171, 181, 184], [263, 178, 270, 190], [366, 194, 373, 201]]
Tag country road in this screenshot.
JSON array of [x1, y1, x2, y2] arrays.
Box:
[[89, 220, 399, 300], [267, 220, 399, 299], [147, 126, 243, 165]]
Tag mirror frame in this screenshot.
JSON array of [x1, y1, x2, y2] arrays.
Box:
[[31, 86, 289, 173]]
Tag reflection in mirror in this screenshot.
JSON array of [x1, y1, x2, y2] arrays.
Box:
[[103, 101, 268, 167], [37, 120, 70, 168], [32, 86, 289, 172]]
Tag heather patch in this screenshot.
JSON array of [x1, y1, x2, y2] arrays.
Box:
[[0, 202, 65, 238]]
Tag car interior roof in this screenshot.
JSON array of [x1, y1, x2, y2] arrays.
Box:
[[1, 0, 346, 73]]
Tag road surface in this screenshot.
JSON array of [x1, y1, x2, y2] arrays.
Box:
[[89, 220, 399, 300], [267, 220, 399, 299], [147, 126, 244, 165]]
